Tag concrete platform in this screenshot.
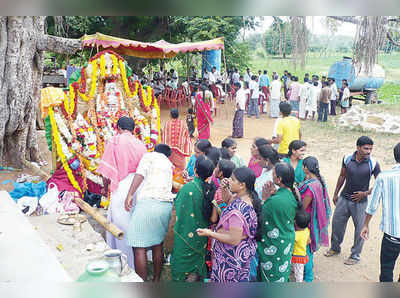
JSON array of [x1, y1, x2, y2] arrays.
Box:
[[0, 191, 71, 282]]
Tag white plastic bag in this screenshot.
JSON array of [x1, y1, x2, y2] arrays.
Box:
[[17, 196, 38, 216], [39, 183, 59, 214]]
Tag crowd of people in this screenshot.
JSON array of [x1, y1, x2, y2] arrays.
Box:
[[95, 87, 400, 282]]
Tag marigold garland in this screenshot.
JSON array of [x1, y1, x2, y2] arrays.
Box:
[[63, 85, 75, 117], [100, 54, 106, 78], [89, 60, 98, 99], [119, 59, 133, 98], [153, 95, 161, 141], [144, 86, 153, 107], [49, 106, 82, 194], [111, 55, 118, 76]]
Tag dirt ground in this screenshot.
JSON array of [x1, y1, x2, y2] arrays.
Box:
[[1, 100, 399, 282]]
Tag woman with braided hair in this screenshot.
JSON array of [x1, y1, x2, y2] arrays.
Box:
[[258, 162, 303, 282], [298, 156, 331, 282]]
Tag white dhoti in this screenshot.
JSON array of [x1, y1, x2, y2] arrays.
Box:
[[106, 173, 139, 269], [299, 97, 306, 119]]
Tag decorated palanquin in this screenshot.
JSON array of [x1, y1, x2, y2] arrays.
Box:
[[40, 50, 161, 206]]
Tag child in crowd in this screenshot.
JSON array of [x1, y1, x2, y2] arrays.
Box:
[[291, 209, 311, 282], [186, 108, 196, 138], [221, 137, 246, 168]]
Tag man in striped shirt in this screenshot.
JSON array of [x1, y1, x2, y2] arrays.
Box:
[[361, 142, 400, 282]]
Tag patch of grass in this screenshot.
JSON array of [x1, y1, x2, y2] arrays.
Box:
[[378, 82, 400, 104], [362, 103, 400, 116]]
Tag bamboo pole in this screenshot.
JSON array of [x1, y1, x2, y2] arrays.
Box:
[[73, 197, 124, 240]]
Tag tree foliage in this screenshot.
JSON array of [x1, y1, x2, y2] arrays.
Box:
[[45, 16, 257, 74], [264, 20, 293, 57]]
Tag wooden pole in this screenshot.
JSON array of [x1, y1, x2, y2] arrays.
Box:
[[73, 197, 124, 240], [186, 52, 190, 84]]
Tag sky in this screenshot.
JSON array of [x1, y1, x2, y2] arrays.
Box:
[[252, 16, 357, 37]]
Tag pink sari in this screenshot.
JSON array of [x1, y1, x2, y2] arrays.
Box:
[[248, 156, 263, 178], [194, 93, 213, 139]]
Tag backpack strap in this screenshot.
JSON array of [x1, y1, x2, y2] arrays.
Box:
[[368, 156, 377, 176], [343, 153, 353, 168]]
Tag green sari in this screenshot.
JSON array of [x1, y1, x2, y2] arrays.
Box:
[[282, 157, 305, 184], [257, 188, 298, 282], [171, 177, 209, 281]]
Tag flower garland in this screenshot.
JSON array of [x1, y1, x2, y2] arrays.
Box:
[[63, 86, 75, 116], [119, 59, 134, 98], [111, 54, 118, 76], [54, 112, 73, 143], [79, 60, 98, 102], [79, 68, 86, 94], [49, 106, 82, 194], [153, 95, 161, 141], [144, 86, 153, 107], [100, 54, 106, 78]]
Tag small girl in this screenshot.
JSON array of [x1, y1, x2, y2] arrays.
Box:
[[186, 107, 196, 137], [292, 208, 311, 282]]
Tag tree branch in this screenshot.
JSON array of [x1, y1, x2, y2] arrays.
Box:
[[327, 16, 359, 25], [386, 30, 400, 47], [37, 34, 82, 54]]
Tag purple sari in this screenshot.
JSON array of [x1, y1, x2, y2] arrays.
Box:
[[298, 178, 331, 253], [211, 197, 258, 282]]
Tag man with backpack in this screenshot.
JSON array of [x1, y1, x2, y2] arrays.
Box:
[[324, 136, 381, 265]]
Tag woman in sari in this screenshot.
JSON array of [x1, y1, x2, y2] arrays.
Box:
[[171, 155, 216, 282], [194, 85, 214, 140], [282, 140, 306, 185], [248, 137, 270, 178], [197, 167, 261, 282], [97, 117, 147, 269], [298, 156, 331, 282], [258, 162, 302, 282], [254, 145, 279, 200], [185, 139, 212, 178]]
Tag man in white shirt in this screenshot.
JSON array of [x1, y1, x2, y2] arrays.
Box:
[[124, 143, 174, 282], [329, 78, 338, 116], [248, 75, 260, 119], [299, 77, 310, 120], [208, 69, 216, 85], [232, 68, 240, 84], [203, 69, 209, 81], [269, 74, 281, 118], [305, 81, 320, 121], [170, 69, 178, 90], [232, 82, 249, 138], [361, 142, 400, 282], [244, 67, 252, 84], [210, 66, 220, 84]]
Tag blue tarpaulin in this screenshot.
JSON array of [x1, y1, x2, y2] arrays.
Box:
[[4, 181, 47, 202]]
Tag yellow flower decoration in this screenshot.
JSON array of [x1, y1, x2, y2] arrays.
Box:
[[119, 59, 133, 98], [49, 107, 82, 194], [88, 60, 98, 99], [63, 85, 75, 116], [100, 54, 106, 78], [111, 55, 118, 76]]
